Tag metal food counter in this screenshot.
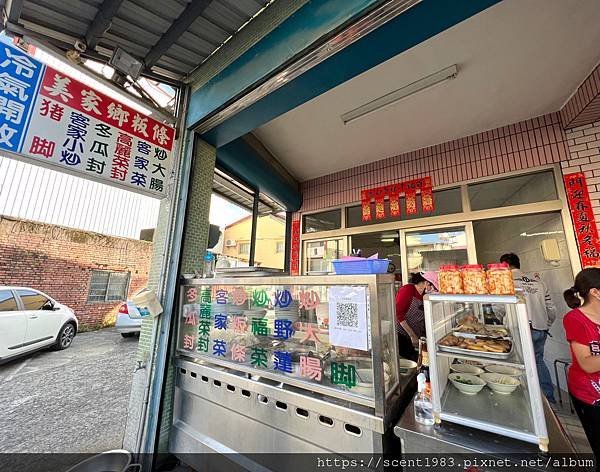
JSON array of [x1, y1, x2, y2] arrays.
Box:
[[170, 275, 414, 471]]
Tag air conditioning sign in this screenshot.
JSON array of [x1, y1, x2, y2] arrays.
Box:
[[0, 39, 174, 198]]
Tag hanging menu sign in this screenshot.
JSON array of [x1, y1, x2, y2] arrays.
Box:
[[0, 38, 175, 198], [565, 172, 600, 267]]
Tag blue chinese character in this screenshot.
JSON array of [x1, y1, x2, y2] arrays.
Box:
[[215, 289, 228, 305], [214, 314, 228, 330], [273, 319, 294, 340], [273, 351, 293, 373], [274, 289, 292, 308], [212, 339, 226, 357]]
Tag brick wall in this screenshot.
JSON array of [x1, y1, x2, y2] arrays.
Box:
[[562, 120, 600, 214], [0, 215, 152, 328], [298, 112, 569, 214]]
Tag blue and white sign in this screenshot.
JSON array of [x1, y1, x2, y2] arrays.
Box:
[[0, 39, 45, 154]]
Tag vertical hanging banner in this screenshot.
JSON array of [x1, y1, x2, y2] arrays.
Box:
[[0, 39, 174, 198], [360, 190, 372, 221], [290, 219, 301, 275], [360, 177, 434, 221], [565, 172, 600, 267]]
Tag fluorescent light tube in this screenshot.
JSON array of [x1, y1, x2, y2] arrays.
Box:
[[341, 64, 458, 125]]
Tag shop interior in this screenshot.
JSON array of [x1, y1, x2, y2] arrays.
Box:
[[174, 0, 598, 467]]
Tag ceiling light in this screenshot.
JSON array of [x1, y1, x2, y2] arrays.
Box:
[[381, 238, 396, 243], [341, 64, 458, 125]]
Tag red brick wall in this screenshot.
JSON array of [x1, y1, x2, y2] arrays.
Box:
[[0, 215, 153, 328]]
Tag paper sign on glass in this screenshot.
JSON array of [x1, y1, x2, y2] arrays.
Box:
[[328, 286, 368, 351]]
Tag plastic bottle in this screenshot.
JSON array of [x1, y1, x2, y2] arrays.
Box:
[[203, 252, 215, 278], [414, 372, 434, 426]]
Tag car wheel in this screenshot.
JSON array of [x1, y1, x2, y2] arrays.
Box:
[[55, 323, 76, 350], [121, 332, 136, 338]]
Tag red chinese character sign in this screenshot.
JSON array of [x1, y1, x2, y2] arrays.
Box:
[[0, 39, 174, 198], [360, 177, 434, 221], [290, 219, 301, 275], [565, 172, 600, 267]]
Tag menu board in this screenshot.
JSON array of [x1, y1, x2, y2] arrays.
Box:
[[177, 283, 375, 395]]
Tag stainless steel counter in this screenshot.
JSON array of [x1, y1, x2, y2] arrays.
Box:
[[394, 398, 577, 470]]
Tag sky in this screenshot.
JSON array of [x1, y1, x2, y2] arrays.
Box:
[[209, 194, 250, 228]]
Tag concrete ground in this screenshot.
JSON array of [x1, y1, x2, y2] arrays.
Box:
[[0, 327, 138, 453]]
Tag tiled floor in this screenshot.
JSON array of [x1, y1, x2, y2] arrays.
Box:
[[552, 390, 592, 455]]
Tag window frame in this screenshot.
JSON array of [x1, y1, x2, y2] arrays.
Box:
[[87, 269, 131, 303], [238, 242, 250, 255], [298, 164, 581, 277]]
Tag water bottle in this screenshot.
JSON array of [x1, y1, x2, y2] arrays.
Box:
[[203, 252, 215, 278], [414, 372, 434, 426]]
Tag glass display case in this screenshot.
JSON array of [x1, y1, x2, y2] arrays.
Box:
[[172, 275, 408, 465], [424, 293, 549, 451]]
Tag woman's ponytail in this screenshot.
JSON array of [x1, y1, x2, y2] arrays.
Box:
[[563, 287, 581, 309], [564, 268, 600, 308]]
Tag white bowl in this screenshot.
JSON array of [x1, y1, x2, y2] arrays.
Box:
[[484, 365, 523, 377], [480, 373, 520, 394], [448, 373, 486, 395], [450, 363, 484, 375], [352, 368, 390, 396], [398, 358, 417, 377]]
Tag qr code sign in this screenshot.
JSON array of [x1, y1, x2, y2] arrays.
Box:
[[336, 303, 359, 328]]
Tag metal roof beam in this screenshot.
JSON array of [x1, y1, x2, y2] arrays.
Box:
[[3, 0, 24, 25], [85, 0, 125, 50], [144, 0, 214, 69]]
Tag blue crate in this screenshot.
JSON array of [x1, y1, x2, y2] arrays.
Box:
[[332, 259, 390, 275]]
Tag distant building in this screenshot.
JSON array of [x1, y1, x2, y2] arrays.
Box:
[[221, 215, 285, 269]]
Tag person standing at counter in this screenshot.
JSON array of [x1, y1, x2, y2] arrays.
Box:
[[563, 268, 600, 467], [396, 272, 438, 361], [500, 253, 557, 403]]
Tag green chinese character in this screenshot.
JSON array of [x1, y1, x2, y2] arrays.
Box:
[[252, 289, 269, 307], [251, 317, 270, 336], [197, 336, 209, 353], [198, 319, 211, 337], [200, 289, 211, 304], [330, 362, 357, 388], [250, 347, 268, 368], [199, 305, 212, 319]]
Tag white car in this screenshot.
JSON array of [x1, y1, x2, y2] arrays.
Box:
[[0, 287, 78, 362], [115, 301, 143, 338]]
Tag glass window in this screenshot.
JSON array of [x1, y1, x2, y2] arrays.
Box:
[[106, 272, 130, 301], [351, 231, 401, 277], [254, 213, 287, 269], [305, 239, 345, 274], [468, 170, 557, 211], [405, 227, 468, 272], [473, 212, 573, 320], [238, 242, 250, 254], [88, 270, 130, 302], [303, 209, 341, 233], [0, 290, 18, 311], [16, 289, 51, 310], [346, 187, 462, 228]]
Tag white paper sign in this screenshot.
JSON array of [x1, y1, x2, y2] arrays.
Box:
[[328, 286, 369, 351]]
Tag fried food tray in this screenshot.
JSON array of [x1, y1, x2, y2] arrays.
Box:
[[437, 342, 514, 360], [451, 330, 512, 341]]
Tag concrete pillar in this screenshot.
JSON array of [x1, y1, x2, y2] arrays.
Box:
[[122, 137, 216, 453]]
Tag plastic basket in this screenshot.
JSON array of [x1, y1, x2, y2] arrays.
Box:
[[332, 259, 390, 275]]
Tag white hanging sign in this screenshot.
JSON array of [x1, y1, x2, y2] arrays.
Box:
[[0, 38, 175, 198]]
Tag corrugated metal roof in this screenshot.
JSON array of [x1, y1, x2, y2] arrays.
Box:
[[4, 0, 272, 82]]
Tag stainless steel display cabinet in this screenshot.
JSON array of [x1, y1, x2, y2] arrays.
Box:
[[171, 275, 406, 466], [424, 293, 549, 451]]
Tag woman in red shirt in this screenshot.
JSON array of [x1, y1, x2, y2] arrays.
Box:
[[563, 268, 600, 464], [396, 272, 438, 360]]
